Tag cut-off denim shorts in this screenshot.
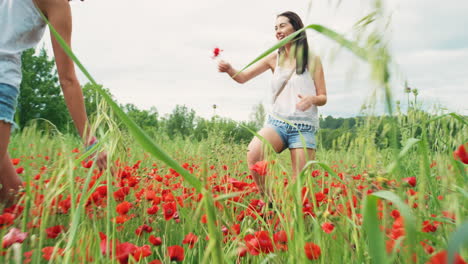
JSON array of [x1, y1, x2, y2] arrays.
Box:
[[0, 83, 19, 129], [265, 115, 317, 150]]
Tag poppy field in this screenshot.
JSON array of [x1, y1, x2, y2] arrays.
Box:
[[1, 114, 467, 263], [1, 7, 467, 263]]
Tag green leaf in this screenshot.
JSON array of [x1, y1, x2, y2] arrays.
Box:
[[363, 195, 388, 264], [372, 191, 417, 256], [448, 221, 468, 264]]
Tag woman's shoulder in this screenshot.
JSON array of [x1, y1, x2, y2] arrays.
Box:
[[261, 52, 277, 70], [267, 52, 278, 64]]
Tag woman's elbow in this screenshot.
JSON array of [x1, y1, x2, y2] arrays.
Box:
[[234, 74, 248, 84], [59, 76, 80, 91], [237, 78, 247, 84], [318, 95, 327, 106]]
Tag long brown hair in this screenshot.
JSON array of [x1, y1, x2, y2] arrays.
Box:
[[277, 11, 308, 75]]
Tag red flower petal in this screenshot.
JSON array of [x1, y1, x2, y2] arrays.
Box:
[[2, 228, 28, 248]]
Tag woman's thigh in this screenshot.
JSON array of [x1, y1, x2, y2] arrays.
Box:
[[248, 127, 285, 161]]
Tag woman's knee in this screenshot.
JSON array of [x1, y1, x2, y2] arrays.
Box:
[[247, 140, 263, 166]]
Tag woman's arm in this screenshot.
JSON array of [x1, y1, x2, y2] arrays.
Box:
[[38, 0, 90, 143], [311, 56, 327, 106], [296, 56, 327, 111], [37, 0, 107, 170], [218, 53, 276, 84]]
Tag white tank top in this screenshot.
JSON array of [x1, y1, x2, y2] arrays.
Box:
[[267, 52, 320, 128], [0, 0, 46, 89]]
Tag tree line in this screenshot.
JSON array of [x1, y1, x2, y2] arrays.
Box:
[[17, 48, 466, 151]]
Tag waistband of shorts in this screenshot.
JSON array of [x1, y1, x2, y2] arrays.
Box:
[[266, 115, 316, 130]]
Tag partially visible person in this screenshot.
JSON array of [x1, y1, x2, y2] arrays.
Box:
[[0, 0, 107, 204], [217, 11, 327, 197]]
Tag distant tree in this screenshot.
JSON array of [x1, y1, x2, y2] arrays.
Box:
[[123, 103, 159, 132], [165, 105, 196, 138], [17, 48, 70, 131]]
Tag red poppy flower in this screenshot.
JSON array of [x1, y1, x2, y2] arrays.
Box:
[[420, 241, 435, 254], [212, 47, 223, 59], [237, 246, 248, 257], [426, 250, 466, 264], [2, 228, 28, 248], [42, 246, 64, 261], [82, 160, 93, 169], [315, 192, 326, 203], [256, 231, 274, 253], [16, 167, 24, 174], [201, 214, 207, 224], [23, 250, 33, 263], [402, 177, 416, 187], [99, 232, 118, 257], [149, 260, 162, 264], [135, 224, 153, 236], [244, 234, 260, 256], [442, 211, 456, 221], [115, 242, 137, 264], [11, 158, 20, 166], [391, 210, 400, 219], [114, 187, 130, 202], [311, 170, 321, 177], [132, 245, 152, 261], [182, 232, 198, 249], [167, 245, 184, 262], [147, 205, 159, 215], [116, 201, 132, 215], [454, 143, 468, 164], [114, 215, 132, 224], [45, 225, 64, 239], [304, 242, 321, 260], [3, 205, 24, 215], [163, 202, 177, 221], [149, 235, 162, 246], [248, 199, 266, 212], [250, 161, 268, 176], [321, 222, 335, 234], [273, 230, 288, 251], [422, 220, 438, 233], [231, 224, 241, 235], [58, 196, 71, 214]]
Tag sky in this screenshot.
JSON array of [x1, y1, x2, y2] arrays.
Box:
[[39, 0, 468, 121]]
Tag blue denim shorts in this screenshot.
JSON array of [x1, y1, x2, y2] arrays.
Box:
[[265, 116, 317, 150], [0, 83, 19, 129]]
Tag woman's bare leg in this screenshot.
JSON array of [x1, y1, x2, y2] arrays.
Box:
[[0, 121, 22, 205], [289, 148, 316, 180], [247, 127, 284, 197]]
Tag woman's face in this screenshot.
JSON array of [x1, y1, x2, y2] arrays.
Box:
[[275, 16, 295, 41]]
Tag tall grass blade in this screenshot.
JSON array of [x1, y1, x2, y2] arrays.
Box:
[[448, 221, 468, 264]]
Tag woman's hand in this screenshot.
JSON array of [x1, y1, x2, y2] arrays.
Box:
[[296, 94, 314, 111], [218, 60, 232, 73], [85, 137, 108, 171], [96, 151, 108, 171]]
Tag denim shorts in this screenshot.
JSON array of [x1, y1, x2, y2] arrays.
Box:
[[0, 83, 19, 129], [265, 116, 317, 150]]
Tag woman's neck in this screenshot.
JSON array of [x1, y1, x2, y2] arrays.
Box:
[[284, 43, 292, 56]]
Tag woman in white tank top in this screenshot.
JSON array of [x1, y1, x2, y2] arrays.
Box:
[[217, 11, 327, 198], [0, 0, 107, 204]]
